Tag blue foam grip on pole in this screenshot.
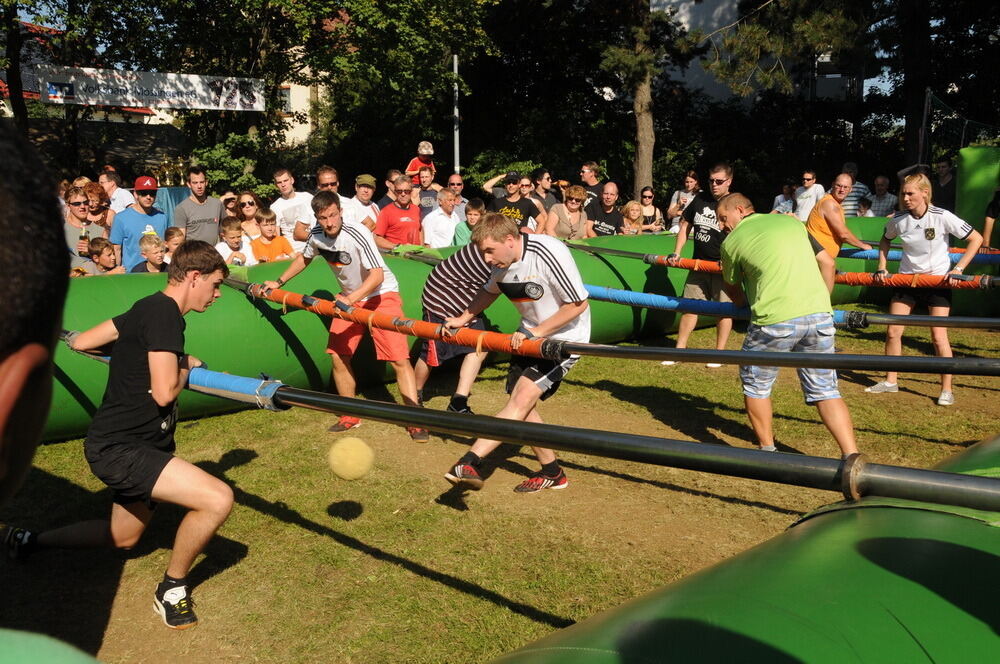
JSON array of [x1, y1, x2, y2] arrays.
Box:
[[838, 249, 1000, 264], [584, 285, 750, 319], [187, 367, 287, 410]]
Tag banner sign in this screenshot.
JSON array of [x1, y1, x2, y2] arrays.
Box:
[[34, 65, 265, 112]]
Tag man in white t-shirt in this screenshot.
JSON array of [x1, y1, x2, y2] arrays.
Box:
[[422, 189, 461, 248], [442, 213, 591, 494], [270, 168, 314, 255], [264, 191, 426, 441], [795, 170, 825, 222], [342, 174, 380, 231], [99, 169, 135, 213]]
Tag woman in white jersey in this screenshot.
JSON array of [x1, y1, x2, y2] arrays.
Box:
[[866, 173, 983, 405]]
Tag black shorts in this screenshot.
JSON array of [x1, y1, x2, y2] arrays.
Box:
[[892, 287, 952, 310], [419, 311, 488, 366], [505, 355, 579, 401], [85, 440, 175, 506]]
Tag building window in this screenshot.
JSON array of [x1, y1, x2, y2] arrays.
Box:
[[278, 86, 292, 115]]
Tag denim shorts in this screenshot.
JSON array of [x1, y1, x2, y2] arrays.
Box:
[[740, 312, 840, 403]]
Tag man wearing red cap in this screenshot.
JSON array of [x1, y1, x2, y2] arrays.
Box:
[[110, 176, 168, 271]]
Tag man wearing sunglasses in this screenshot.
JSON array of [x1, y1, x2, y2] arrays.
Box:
[[110, 176, 168, 271], [665, 163, 734, 366], [172, 166, 223, 244], [794, 170, 825, 222]]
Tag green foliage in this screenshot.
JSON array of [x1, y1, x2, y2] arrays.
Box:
[[462, 150, 541, 192], [191, 133, 267, 195]]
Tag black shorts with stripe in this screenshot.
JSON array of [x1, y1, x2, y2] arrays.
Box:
[[505, 355, 579, 401]]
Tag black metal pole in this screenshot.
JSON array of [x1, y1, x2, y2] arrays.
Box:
[[865, 313, 1000, 329], [542, 341, 1000, 376], [272, 385, 1000, 513]]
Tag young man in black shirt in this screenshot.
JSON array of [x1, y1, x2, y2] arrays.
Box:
[[487, 173, 539, 231], [8, 241, 232, 630], [585, 182, 623, 236], [665, 163, 735, 366]]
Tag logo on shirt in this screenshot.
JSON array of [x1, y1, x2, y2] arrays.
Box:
[[319, 249, 352, 266], [924, 228, 936, 240], [499, 281, 544, 302]]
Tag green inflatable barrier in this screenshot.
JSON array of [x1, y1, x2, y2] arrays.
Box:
[[494, 435, 1000, 663]]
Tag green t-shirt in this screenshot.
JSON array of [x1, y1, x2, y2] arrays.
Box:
[[0, 629, 97, 663], [452, 220, 473, 246], [721, 213, 831, 325]]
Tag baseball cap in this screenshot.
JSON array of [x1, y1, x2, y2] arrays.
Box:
[[503, 172, 520, 185], [133, 175, 159, 191], [417, 141, 434, 156], [355, 174, 377, 188]]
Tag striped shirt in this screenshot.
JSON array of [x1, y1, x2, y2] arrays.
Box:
[[304, 223, 398, 298], [421, 243, 492, 319], [485, 234, 591, 343]]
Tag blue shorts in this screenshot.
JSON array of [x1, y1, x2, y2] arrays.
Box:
[[740, 313, 840, 403]]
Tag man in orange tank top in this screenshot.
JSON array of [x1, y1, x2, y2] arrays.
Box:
[[806, 172, 872, 257]]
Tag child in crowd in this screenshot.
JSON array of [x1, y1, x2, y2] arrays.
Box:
[[858, 197, 875, 217], [251, 208, 294, 263], [73, 237, 126, 276], [215, 216, 257, 266], [452, 198, 485, 246], [163, 227, 185, 264], [130, 234, 167, 273]]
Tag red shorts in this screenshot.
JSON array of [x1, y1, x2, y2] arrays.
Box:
[[326, 292, 411, 362]]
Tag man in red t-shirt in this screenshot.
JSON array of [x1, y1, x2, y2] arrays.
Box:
[[374, 175, 423, 250]]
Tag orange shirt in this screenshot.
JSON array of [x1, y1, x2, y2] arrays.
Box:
[[805, 193, 842, 257], [252, 235, 294, 263]]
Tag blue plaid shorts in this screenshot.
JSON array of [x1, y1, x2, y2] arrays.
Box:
[[740, 312, 840, 403]]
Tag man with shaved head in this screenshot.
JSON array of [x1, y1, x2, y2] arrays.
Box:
[[806, 172, 872, 259], [717, 193, 859, 458]]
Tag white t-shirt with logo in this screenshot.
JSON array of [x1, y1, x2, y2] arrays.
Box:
[[795, 183, 825, 222], [884, 206, 973, 275], [303, 223, 398, 299], [343, 196, 380, 228], [214, 238, 258, 266], [271, 192, 315, 255], [484, 234, 591, 343]]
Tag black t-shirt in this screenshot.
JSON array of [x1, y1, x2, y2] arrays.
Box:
[[682, 193, 724, 261], [376, 195, 394, 210], [130, 262, 165, 273], [584, 182, 603, 208], [588, 206, 623, 236], [488, 197, 538, 229], [86, 292, 185, 451]]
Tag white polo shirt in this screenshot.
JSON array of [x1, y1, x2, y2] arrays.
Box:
[[303, 223, 398, 298], [422, 207, 460, 248], [485, 234, 591, 343], [884, 206, 973, 275]]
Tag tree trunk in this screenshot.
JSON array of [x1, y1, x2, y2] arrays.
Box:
[[2, 4, 30, 135], [899, 0, 930, 165], [633, 68, 654, 200]]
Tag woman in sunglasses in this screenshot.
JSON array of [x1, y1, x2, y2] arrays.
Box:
[[638, 186, 665, 232], [83, 182, 114, 238], [236, 190, 263, 240], [541, 185, 589, 239], [665, 171, 701, 234]]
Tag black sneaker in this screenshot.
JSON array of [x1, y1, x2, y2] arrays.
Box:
[[154, 585, 198, 630], [446, 402, 474, 415], [1, 525, 35, 560], [444, 464, 484, 490]]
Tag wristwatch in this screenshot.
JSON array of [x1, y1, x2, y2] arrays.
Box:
[[276, 277, 285, 286]]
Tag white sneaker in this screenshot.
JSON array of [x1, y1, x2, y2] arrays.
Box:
[[661, 360, 677, 366], [705, 363, 723, 368], [937, 391, 954, 406], [864, 381, 898, 394]]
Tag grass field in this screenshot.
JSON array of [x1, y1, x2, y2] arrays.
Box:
[[3, 309, 999, 663]]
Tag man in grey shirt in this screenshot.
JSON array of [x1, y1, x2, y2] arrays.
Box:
[[172, 166, 224, 243]]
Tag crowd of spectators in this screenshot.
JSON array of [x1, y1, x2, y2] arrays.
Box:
[[61, 145, 995, 281]]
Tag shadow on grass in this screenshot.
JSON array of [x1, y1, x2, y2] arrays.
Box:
[[207, 449, 574, 629], [432, 436, 805, 517], [844, 328, 987, 356]]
